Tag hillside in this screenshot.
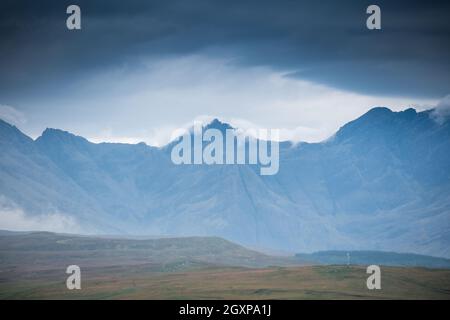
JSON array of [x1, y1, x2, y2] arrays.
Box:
[[0, 231, 300, 274]]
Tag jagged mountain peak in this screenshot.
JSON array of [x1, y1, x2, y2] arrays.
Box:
[[0, 118, 33, 144], [164, 118, 234, 148], [37, 127, 90, 145], [333, 107, 426, 142], [0, 117, 23, 133], [204, 118, 234, 132]]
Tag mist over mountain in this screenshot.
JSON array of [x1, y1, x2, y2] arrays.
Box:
[[0, 107, 449, 257]]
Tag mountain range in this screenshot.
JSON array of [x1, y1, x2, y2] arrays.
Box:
[[0, 107, 449, 257]]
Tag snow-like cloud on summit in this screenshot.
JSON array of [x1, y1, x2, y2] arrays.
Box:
[[431, 95, 450, 124]]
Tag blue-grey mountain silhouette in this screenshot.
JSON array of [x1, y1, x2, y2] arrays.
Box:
[[0, 107, 449, 257]]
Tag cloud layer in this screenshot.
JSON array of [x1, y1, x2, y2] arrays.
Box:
[[0, 197, 82, 233], [0, 0, 449, 100], [0, 0, 448, 145], [16, 55, 438, 145]]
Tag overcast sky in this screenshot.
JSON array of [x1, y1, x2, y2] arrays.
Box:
[[0, 0, 449, 145]]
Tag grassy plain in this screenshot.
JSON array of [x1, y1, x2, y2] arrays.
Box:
[[1, 231, 449, 299]]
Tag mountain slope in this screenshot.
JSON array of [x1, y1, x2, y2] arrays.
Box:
[[0, 108, 449, 257]]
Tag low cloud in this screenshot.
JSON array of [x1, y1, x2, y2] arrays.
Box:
[[0, 200, 82, 233]]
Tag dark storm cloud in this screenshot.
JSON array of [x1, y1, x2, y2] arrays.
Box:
[[0, 0, 449, 102]]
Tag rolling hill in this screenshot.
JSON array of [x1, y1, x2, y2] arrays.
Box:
[[0, 231, 299, 273]]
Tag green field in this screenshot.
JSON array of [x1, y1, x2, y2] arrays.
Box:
[[1, 231, 449, 300], [2, 265, 450, 299]]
